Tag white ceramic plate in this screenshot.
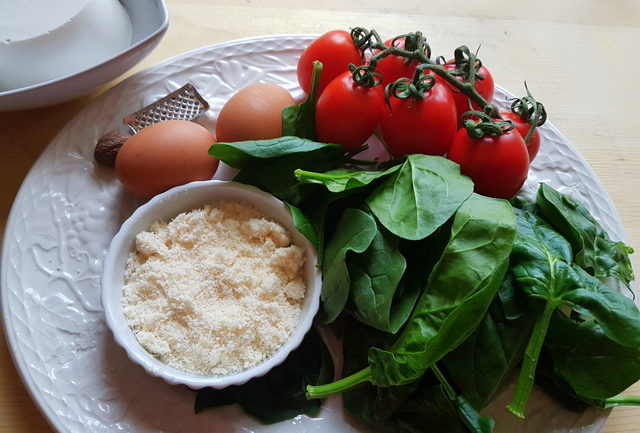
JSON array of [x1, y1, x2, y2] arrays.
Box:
[[1, 35, 631, 433]]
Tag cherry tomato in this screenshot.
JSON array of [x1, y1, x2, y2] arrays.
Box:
[[375, 38, 421, 87], [315, 71, 384, 151], [297, 30, 361, 95], [380, 78, 457, 156], [447, 127, 530, 199], [443, 61, 495, 119], [501, 111, 541, 162]]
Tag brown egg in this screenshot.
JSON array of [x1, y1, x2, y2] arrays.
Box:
[[115, 120, 219, 197], [216, 83, 295, 142]]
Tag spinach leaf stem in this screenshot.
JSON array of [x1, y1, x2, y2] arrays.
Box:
[[602, 395, 640, 408], [507, 300, 558, 418], [306, 367, 371, 399]]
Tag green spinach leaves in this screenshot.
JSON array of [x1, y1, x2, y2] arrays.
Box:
[[368, 194, 516, 387], [194, 327, 332, 424], [281, 60, 321, 139], [209, 136, 346, 205], [546, 312, 640, 400], [321, 208, 378, 323], [307, 194, 517, 397], [207, 133, 638, 431], [506, 195, 639, 417], [537, 183, 634, 286], [366, 155, 473, 240]]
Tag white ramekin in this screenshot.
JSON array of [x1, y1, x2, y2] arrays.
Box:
[[101, 179, 321, 389]]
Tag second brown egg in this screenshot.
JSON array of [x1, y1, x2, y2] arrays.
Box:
[[215, 83, 295, 142]]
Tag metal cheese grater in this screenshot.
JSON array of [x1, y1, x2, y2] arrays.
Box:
[[122, 83, 210, 134]]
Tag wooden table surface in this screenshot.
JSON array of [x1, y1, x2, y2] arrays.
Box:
[[1, 1, 639, 432]]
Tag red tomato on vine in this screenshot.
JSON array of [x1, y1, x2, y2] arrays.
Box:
[[443, 57, 494, 119], [297, 30, 362, 95], [380, 72, 457, 156], [375, 37, 423, 87], [501, 85, 547, 162], [315, 69, 384, 151], [500, 112, 541, 162], [447, 114, 529, 199]]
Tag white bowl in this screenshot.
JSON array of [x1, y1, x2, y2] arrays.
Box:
[[101, 180, 322, 389], [0, 0, 169, 111]]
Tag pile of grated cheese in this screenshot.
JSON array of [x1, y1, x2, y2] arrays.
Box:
[[122, 200, 306, 376]]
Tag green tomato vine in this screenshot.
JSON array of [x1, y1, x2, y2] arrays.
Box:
[[346, 26, 547, 125]]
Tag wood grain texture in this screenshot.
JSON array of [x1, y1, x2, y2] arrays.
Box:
[[0, 1, 638, 432]]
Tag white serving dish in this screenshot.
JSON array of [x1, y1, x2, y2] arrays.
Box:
[[1, 35, 631, 433], [101, 180, 322, 389], [0, 0, 169, 111]]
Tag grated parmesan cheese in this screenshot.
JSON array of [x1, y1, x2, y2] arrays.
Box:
[[122, 201, 306, 376]]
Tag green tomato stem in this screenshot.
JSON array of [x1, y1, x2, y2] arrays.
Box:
[[507, 300, 558, 418], [522, 111, 538, 145], [522, 83, 541, 145], [510, 82, 546, 145], [367, 44, 496, 116], [306, 366, 371, 399]]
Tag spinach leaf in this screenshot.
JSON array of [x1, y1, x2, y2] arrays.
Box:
[[562, 265, 640, 347], [546, 312, 640, 400], [209, 136, 347, 205], [282, 60, 321, 139], [506, 208, 640, 417], [536, 354, 640, 412], [347, 220, 453, 335], [432, 365, 496, 433], [442, 291, 537, 410], [307, 194, 516, 399], [321, 208, 377, 323], [341, 319, 493, 433], [381, 372, 494, 433], [366, 154, 474, 241], [510, 195, 540, 214], [347, 223, 412, 333], [497, 273, 531, 321], [348, 225, 448, 338], [194, 327, 331, 424], [390, 384, 469, 433], [209, 136, 342, 168], [454, 395, 496, 433], [379, 223, 454, 334], [284, 202, 319, 250], [536, 183, 634, 286], [367, 194, 516, 387], [295, 186, 375, 268], [232, 142, 346, 205], [530, 353, 594, 413], [295, 164, 401, 193], [341, 316, 411, 424]]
